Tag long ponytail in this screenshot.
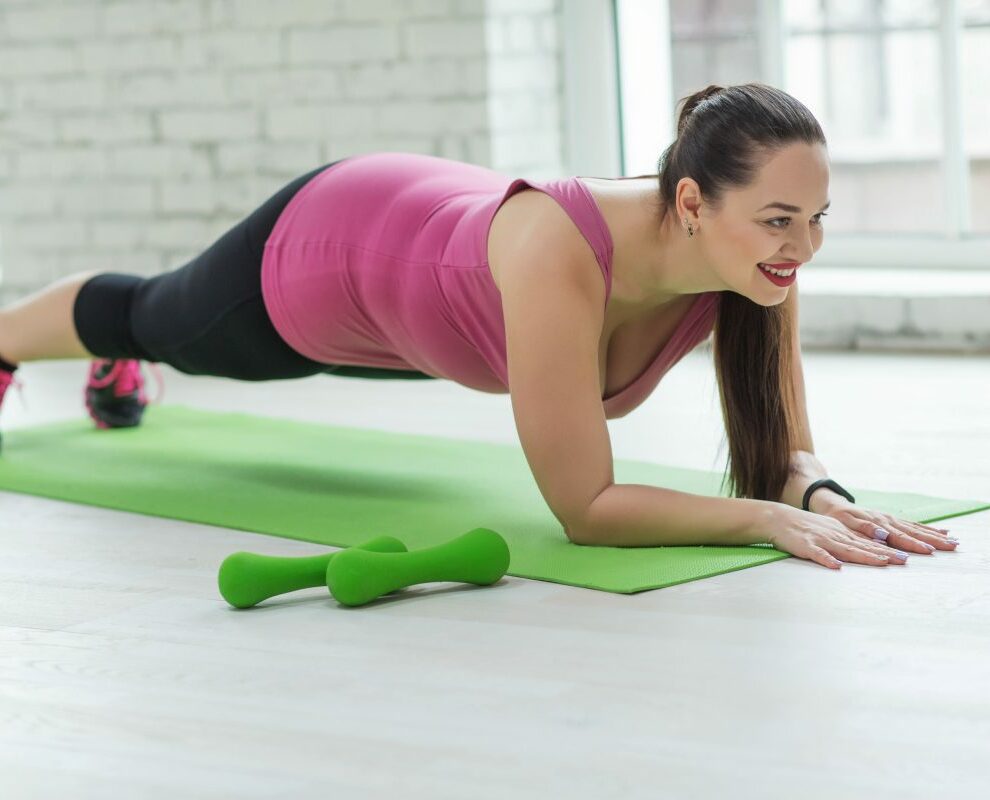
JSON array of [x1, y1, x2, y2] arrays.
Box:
[[653, 82, 826, 502]]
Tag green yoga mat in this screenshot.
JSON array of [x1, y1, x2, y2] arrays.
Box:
[[0, 404, 986, 593]]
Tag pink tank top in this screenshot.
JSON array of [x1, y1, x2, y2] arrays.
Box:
[[261, 152, 720, 419]]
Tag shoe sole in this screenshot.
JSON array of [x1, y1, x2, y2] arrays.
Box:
[[85, 394, 145, 430]]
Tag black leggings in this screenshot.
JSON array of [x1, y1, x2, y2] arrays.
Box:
[[72, 158, 436, 383]]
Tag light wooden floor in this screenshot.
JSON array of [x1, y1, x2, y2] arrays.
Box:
[[1, 348, 988, 799]]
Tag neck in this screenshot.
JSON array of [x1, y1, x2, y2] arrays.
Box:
[[605, 183, 721, 322]]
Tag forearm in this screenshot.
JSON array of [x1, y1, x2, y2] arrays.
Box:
[[778, 450, 846, 514], [574, 483, 776, 547]]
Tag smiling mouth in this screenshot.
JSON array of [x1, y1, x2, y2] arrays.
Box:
[[758, 262, 799, 276]]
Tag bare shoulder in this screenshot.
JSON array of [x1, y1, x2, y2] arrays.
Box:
[[487, 187, 598, 294]]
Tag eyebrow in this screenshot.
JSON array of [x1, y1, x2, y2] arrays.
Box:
[[758, 200, 832, 213]]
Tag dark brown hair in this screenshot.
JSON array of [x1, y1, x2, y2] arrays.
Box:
[[654, 82, 827, 503]]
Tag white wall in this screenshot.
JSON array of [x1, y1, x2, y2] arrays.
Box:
[[0, 0, 565, 303]]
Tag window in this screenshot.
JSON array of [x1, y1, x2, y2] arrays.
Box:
[[611, 0, 990, 269]]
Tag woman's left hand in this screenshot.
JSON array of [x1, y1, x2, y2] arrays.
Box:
[[817, 499, 958, 554]]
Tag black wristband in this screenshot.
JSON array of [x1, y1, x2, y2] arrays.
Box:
[[802, 478, 855, 512]]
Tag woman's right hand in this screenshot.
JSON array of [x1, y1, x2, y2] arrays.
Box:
[[763, 504, 909, 569]]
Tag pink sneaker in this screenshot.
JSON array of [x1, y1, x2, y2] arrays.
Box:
[[0, 366, 25, 454], [85, 359, 164, 430]]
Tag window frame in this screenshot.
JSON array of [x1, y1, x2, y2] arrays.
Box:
[[561, 0, 990, 272]]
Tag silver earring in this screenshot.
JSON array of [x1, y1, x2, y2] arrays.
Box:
[[684, 217, 694, 237]]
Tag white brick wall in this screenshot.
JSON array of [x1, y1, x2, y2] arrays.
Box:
[[485, 0, 563, 179], [0, 0, 565, 301]]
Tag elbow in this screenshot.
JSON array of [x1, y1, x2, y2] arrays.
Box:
[[565, 527, 596, 546], [563, 512, 599, 546], [563, 486, 612, 545], [564, 523, 591, 545]]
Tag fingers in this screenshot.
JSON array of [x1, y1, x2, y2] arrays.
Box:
[[830, 541, 894, 566], [873, 524, 958, 554], [802, 516, 957, 571], [808, 543, 892, 569], [845, 512, 958, 553], [812, 538, 911, 569], [916, 521, 952, 535], [836, 531, 909, 564], [899, 520, 959, 549], [808, 545, 843, 569]]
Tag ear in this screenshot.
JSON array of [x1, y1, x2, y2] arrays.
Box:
[[674, 178, 703, 221]]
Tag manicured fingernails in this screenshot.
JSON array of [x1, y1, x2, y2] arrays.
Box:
[[892, 550, 909, 561]]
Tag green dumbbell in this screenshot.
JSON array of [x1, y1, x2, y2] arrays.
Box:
[[326, 527, 510, 608], [218, 535, 407, 609]]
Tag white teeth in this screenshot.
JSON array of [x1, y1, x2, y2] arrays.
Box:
[[759, 263, 795, 277]]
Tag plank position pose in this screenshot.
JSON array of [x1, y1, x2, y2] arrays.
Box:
[[0, 82, 956, 568]]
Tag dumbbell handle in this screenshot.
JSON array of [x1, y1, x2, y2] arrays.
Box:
[[326, 527, 509, 607], [218, 535, 406, 608]]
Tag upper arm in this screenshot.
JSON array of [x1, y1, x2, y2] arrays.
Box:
[[498, 216, 614, 542]]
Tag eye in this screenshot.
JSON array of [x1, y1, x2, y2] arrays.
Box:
[[767, 212, 828, 229]]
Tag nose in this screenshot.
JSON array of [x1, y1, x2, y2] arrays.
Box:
[[785, 224, 819, 263]]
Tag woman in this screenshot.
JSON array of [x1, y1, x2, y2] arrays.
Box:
[[0, 82, 956, 568]]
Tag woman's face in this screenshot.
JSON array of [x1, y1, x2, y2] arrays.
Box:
[[703, 142, 830, 306]]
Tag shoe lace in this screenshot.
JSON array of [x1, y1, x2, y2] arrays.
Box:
[[89, 359, 165, 404]]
